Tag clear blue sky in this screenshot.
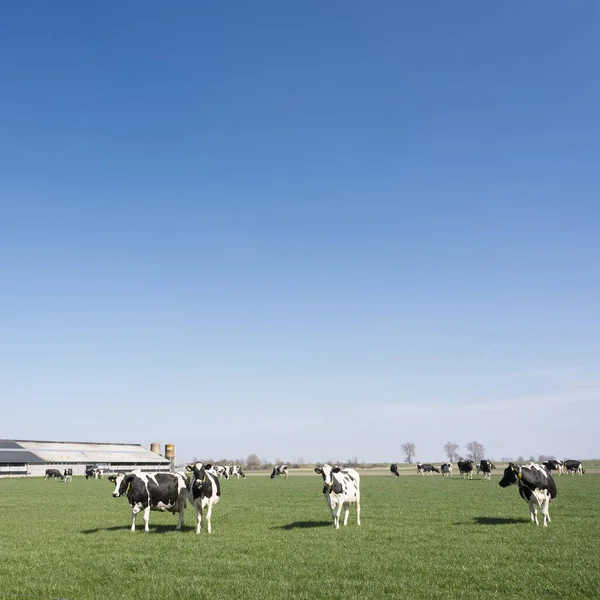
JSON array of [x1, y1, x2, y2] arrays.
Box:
[[1, 2, 599, 464]]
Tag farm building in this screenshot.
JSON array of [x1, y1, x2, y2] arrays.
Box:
[[0, 439, 171, 477]]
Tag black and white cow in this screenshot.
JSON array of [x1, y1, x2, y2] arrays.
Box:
[[270, 465, 289, 479], [390, 463, 400, 476], [63, 468, 73, 483], [441, 463, 453, 477], [564, 459, 584, 476], [85, 466, 103, 479], [499, 463, 557, 526], [314, 464, 361, 529], [542, 460, 564, 475], [209, 466, 229, 479], [227, 465, 246, 479], [417, 463, 440, 475], [185, 462, 221, 534], [45, 469, 63, 480], [478, 460, 496, 480], [457, 460, 474, 479], [108, 470, 189, 532]]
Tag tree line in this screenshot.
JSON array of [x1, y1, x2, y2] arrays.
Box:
[[400, 441, 487, 464]]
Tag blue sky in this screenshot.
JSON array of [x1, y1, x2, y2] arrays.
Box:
[[1, 2, 599, 464]]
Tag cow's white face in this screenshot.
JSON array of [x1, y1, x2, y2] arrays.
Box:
[[314, 464, 339, 489], [108, 473, 128, 497]]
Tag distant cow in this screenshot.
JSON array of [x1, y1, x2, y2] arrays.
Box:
[[63, 468, 73, 483], [108, 470, 189, 532], [457, 460, 474, 479], [499, 462, 557, 526], [228, 465, 246, 479], [185, 462, 221, 534], [390, 463, 400, 476], [85, 466, 103, 479], [45, 469, 63, 480], [478, 460, 495, 480], [542, 460, 564, 475], [440, 463, 453, 477], [271, 465, 289, 479], [209, 466, 229, 479], [564, 460, 584, 476], [314, 464, 361, 529], [417, 463, 440, 475]]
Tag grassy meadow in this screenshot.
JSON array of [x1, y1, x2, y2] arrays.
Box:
[[1, 472, 599, 599]]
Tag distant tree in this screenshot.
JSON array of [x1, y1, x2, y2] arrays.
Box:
[[246, 453, 261, 468], [346, 456, 359, 468], [538, 454, 555, 462], [501, 457, 513, 463], [517, 455, 524, 463], [529, 455, 536, 462], [466, 441, 485, 463], [402, 442, 416, 464], [297, 456, 305, 466], [443, 441, 460, 462]]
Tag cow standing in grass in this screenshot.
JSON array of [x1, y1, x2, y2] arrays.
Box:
[[108, 471, 189, 532], [271, 465, 289, 479], [45, 469, 63, 480], [186, 462, 221, 534], [314, 464, 361, 529], [63, 468, 73, 483], [458, 460, 474, 479], [479, 460, 495, 480], [564, 460, 584, 476], [499, 463, 557, 526], [390, 463, 400, 476], [441, 463, 453, 477]]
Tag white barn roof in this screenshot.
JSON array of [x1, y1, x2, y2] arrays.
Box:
[[6, 440, 170, 464]]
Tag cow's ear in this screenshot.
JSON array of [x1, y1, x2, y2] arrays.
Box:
[[185, 464, 194, 472], [205, 464, 212, 470], [107, 475, 116, 483], [314, 467, 323, 474], [332, 467, 341, 473]]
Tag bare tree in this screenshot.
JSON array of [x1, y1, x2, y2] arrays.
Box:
[[466, 441, 485, 463], [402, 442, 416, 464], [443, 441, 460, 462], [246, 453, 261, 468]]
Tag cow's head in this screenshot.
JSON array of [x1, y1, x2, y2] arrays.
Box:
[[270, 467, 278, 479], [186, 462, 211, 485], [314, 464, 341, 492], [107, 473, 132, 497], [239, 467, 246, 479], [498, 463, 520, 488]]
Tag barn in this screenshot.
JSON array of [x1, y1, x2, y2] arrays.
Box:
[[0, 439, 171, 477]]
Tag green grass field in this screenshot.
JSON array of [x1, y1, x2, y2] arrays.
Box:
[[1, 473, 599, 599]]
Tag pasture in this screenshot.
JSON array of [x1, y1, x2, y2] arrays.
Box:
[[1, 473, 599, 599]]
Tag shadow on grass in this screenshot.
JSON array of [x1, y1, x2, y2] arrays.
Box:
[[473, 516, 527, 526], [81, 524, 195, 534], [272, 520, 332, 531]]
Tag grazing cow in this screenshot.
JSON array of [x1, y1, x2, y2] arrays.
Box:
[[417, 463, 440, 475], [63, 468, 73, 483], [270, 465, 289, 479], [542, 460, 564, 475], [457, 460, 474, 479], [499, 462, 557, 526], [314, 464, 361, 529], [85, 466, 103, 479], [185, 462, 221, 534], [478, 460, 495, 480], [564, 460, 584, 476], [108, 470, 189, 532], [208, 466, 229, 479], [45, 469, 63, 480], [441, 463, 453, 477], [229, 465, 246, 479], [390, 463, 400, 476]]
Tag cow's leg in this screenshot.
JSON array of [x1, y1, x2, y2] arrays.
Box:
[[195, 503, 203, 534], [342, 504, 350, 526], [334, 503, 343, 529], [131, 505, 141, 532], [206, 501, 213, 534], [527, 501, 538, 525], [356, 496, 361, 526], [541, 495, 551, 526], [143, 506, 151, 532]]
